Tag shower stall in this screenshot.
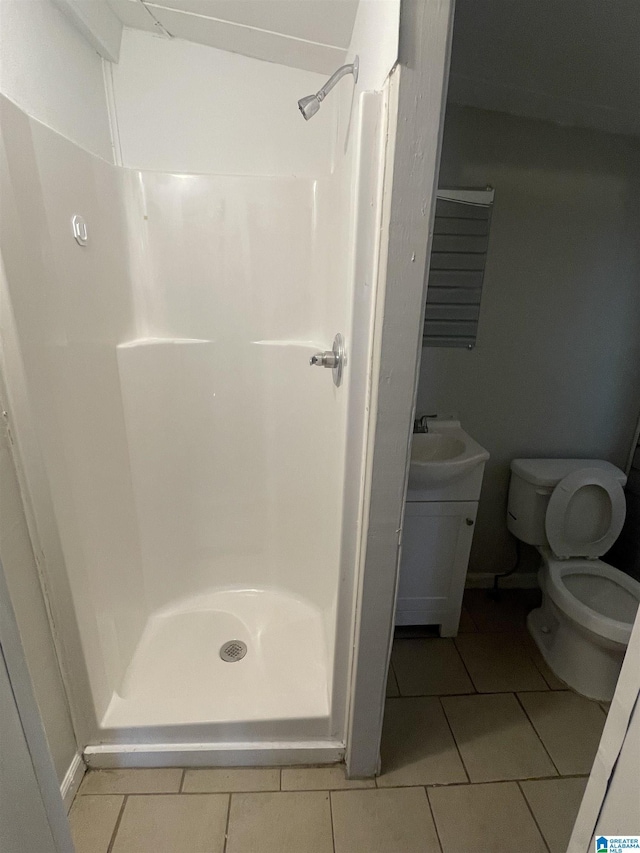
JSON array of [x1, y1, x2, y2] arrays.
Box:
[[0, 4, 400, 766]]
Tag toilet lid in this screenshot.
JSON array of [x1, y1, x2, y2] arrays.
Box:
[[545, 467, 626, 558]]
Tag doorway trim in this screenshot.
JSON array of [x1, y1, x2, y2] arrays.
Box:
[[0, 558, 74, 851], [346, 0, 455, 778]]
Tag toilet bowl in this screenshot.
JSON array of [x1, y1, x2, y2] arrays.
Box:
[[508, 459, 640, 701]]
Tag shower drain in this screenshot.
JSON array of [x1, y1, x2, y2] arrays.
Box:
[[219, 640, 247, 663]]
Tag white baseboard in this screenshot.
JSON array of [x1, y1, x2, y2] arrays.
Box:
[[60, 752, 85, 811], [465, 571, 539, 589], [84, 740, 344, 769]]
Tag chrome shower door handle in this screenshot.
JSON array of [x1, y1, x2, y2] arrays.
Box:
[[309, 333, 345, 387]]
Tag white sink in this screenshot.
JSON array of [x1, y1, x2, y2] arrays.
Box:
[[409, 419, 489, 490]]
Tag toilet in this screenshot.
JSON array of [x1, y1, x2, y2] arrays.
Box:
[[507, 458, 640, 701]]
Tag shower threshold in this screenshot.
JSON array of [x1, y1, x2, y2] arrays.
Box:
[[100, 588, 331, 739]]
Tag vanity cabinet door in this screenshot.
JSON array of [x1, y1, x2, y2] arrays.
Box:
[[396, 501, 477, 635]]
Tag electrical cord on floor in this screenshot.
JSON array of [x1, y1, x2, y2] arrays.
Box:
[[487, 538, 521, 601]]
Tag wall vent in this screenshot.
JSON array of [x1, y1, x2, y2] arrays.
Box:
[[423, 187, 494, 348]]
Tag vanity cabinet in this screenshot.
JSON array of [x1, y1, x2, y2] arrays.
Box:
[[396, 500, 478, 636]]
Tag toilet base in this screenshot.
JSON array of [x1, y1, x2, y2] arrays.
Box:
[[527, 597, 626, 702]]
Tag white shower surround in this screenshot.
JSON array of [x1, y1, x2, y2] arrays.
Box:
[[0, 0, 399, 766], [105, 167, 348, 739], [0, 82, 390, 762]]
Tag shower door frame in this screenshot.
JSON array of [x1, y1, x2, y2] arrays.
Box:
[[345, 0, 455, 778]]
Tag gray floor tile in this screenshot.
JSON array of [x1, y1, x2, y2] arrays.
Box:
[[395, 625, 439, 640], [441, 693, 557, 782], [281, 765, 375, 790], [518, 691, 606, 774], [378, 697, 467, 787], [458, 606, 478, 632], [392, 638, 474, 696], [69, 794, 123, 853], [521, 776, 588, 853], [183, 767, 280, 793], [386, 663, 400, 697], [455, 633, 549, 692], [428, 781, 547, 853], [332, 787, 441, 853], [520, 631, 568, 690], [463, 589, 540, 633], [226, 791, 333, 853], [79, 768, 183, 795], [111, 793, 228, 853]]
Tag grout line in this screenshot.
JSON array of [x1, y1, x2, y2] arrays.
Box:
[[451, 638, 479, 694], [280, 784, 375, 793], [222, 794, 232, 853], [178, 768, 186, 793], [123, 788, 281, 796], [526, 651, 555, 690], [461, 604, 479, 632], [388, 660, 401, 697], [514, 692, 562, 777], [278, 768, 282, 791], [393, 689, 483, 698], [438, 696, 470, 783], [328, 791, 337, 853], [449, 635, 476, 688], [106, 794, 128, 853], [377, 773, 593, 792], [424, 786, 444, 853], [517, 781, 552, 853], [517, 631, 558, 691]]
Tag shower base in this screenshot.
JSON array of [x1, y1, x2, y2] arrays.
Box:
[[100, 588, 331, 740]]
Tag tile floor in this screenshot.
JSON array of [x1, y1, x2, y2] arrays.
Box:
[[70, 590, 606, 853]]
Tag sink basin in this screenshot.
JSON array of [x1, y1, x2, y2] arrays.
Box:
[[409, 419, 489, 489], [412, 433, 466, 463]]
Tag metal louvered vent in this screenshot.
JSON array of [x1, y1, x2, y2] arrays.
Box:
[[423, 187, 494, 348]]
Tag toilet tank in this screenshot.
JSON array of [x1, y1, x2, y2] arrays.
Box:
[[507, 459, 627, 546]]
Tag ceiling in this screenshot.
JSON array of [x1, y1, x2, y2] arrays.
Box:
[[106, 0, 359, 74], [448, 0, 640, 137]]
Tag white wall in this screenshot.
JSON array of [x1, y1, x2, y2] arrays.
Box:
[[417, 104, 640, 575], [346, 0, 455, 776], [594, 700, 640, 837], [116, 170, 344, 620], [0, 367, 77, 785], [0, 94, 147, 735], [347, 0, 399, 92], [0, 0, 117, 767], [0, 0, 113, 161], [568, 610, 640, 851], [0, 641, 60, 852], [0, 0, 116, 773], [109, 28, 338, 175]]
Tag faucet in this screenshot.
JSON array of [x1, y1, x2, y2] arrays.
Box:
[[414, 415, 436, 433]]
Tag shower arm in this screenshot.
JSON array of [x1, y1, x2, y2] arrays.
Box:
[[314, 57, 359, 104]]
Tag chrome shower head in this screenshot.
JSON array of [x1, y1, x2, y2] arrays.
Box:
[[297, 56, 359, 121], [298, 94, 321, 121]]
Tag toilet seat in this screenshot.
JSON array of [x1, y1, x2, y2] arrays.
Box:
[[546, 557, 640, 645], [545, 467, 626, 559]]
